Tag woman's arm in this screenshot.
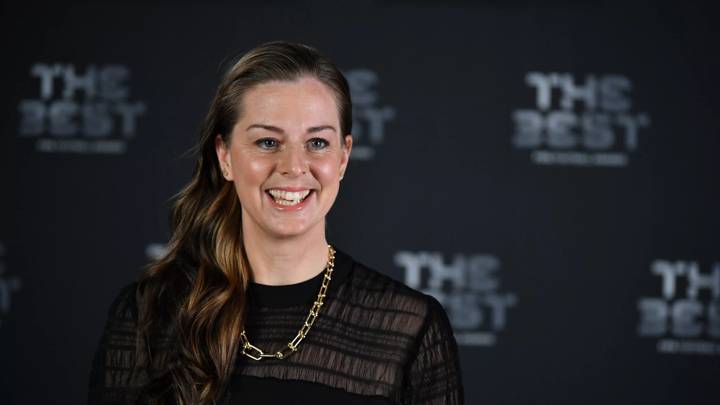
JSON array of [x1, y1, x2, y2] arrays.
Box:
[[88, 282, 145, 404], [403, 295, 465, 405]]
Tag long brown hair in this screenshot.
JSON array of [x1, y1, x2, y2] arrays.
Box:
[[135, 41, 352, 404]]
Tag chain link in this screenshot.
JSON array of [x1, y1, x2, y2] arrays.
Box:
[[240, 245, 336, 361]]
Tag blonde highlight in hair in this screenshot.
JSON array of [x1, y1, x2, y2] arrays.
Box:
[[134, 41, 351, 404]]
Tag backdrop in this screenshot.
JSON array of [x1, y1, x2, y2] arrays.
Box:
[[2, 0, 719, 404]]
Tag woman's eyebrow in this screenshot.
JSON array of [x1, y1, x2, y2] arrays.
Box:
[[246, 124, 283, 133], [307, 125, 337, 133], [246, 124, 337, 134]]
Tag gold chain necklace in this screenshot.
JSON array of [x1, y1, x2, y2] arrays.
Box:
[[240, 244, 336, 361]]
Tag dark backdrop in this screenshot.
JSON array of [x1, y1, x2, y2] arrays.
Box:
[[2, 1, 719, 404]]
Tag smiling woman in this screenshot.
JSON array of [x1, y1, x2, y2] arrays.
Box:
[[88, 41, 464, 405]]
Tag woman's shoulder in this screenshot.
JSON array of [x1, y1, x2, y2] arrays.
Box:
[[340, 251, 448, 326], [99, 276, 180, 351], [104, 281, 141, 324], [102, 268, 182, 330]]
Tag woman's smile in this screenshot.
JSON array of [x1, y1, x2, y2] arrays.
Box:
[[265, 188, 315, 210]]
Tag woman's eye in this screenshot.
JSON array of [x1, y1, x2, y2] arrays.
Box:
[[256, 138, 278, 149], [308, 138, 329, 150]]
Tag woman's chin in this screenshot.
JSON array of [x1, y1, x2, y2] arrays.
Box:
[[263, 220, 320, 240]]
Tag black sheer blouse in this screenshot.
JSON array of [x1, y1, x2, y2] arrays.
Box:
[[88, 248, 464, 404]]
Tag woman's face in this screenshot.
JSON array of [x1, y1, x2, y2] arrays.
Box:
[[215, 77, 352, 240]]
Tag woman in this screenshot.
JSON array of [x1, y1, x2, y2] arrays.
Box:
[[88, 41, 463, 404]]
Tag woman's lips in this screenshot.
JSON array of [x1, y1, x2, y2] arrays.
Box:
[[265, 189, 314, 211]]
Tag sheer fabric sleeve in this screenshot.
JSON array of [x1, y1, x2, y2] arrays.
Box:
[[88, 282, 146, 404], [403, 295, 464, 405]]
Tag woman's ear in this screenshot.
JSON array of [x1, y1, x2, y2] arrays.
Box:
[[215, 134, 233, 181], [339, 134, 353, 180]]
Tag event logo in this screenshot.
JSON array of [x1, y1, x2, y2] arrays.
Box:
[[0, 243, 22, 328], [346, 69, 396, 160], [637, 260, 720, 355], [395, 251, 517, 346], [512, 72, 650, 167], [18, 63, 147, 154]]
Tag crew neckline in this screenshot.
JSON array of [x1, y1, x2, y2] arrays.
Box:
[[246, 247, 352, 308]]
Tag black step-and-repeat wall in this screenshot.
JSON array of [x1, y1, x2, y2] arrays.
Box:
[[2, 1, 718, 404]]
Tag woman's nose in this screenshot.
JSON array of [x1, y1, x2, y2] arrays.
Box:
[[277, 144, 308, 176]]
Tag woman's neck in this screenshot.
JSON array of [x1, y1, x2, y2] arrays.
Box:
[[242, 220, 329, 286]]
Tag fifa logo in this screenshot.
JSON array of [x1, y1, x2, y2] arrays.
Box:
[[346, 69, 396, 160], [637, 260, 720, 355], [0, 243, 21, 327], [395, 251, 517, 346], [512, 72, 650, 167], [18, 63, 147, 154]]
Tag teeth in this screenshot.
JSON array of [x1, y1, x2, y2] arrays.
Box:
[[267, 189, 311, 205]]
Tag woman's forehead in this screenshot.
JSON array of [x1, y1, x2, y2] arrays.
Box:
[[237, 78, 341, 129]]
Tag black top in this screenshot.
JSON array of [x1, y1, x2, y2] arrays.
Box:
[[88, 248, 464, 404]]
